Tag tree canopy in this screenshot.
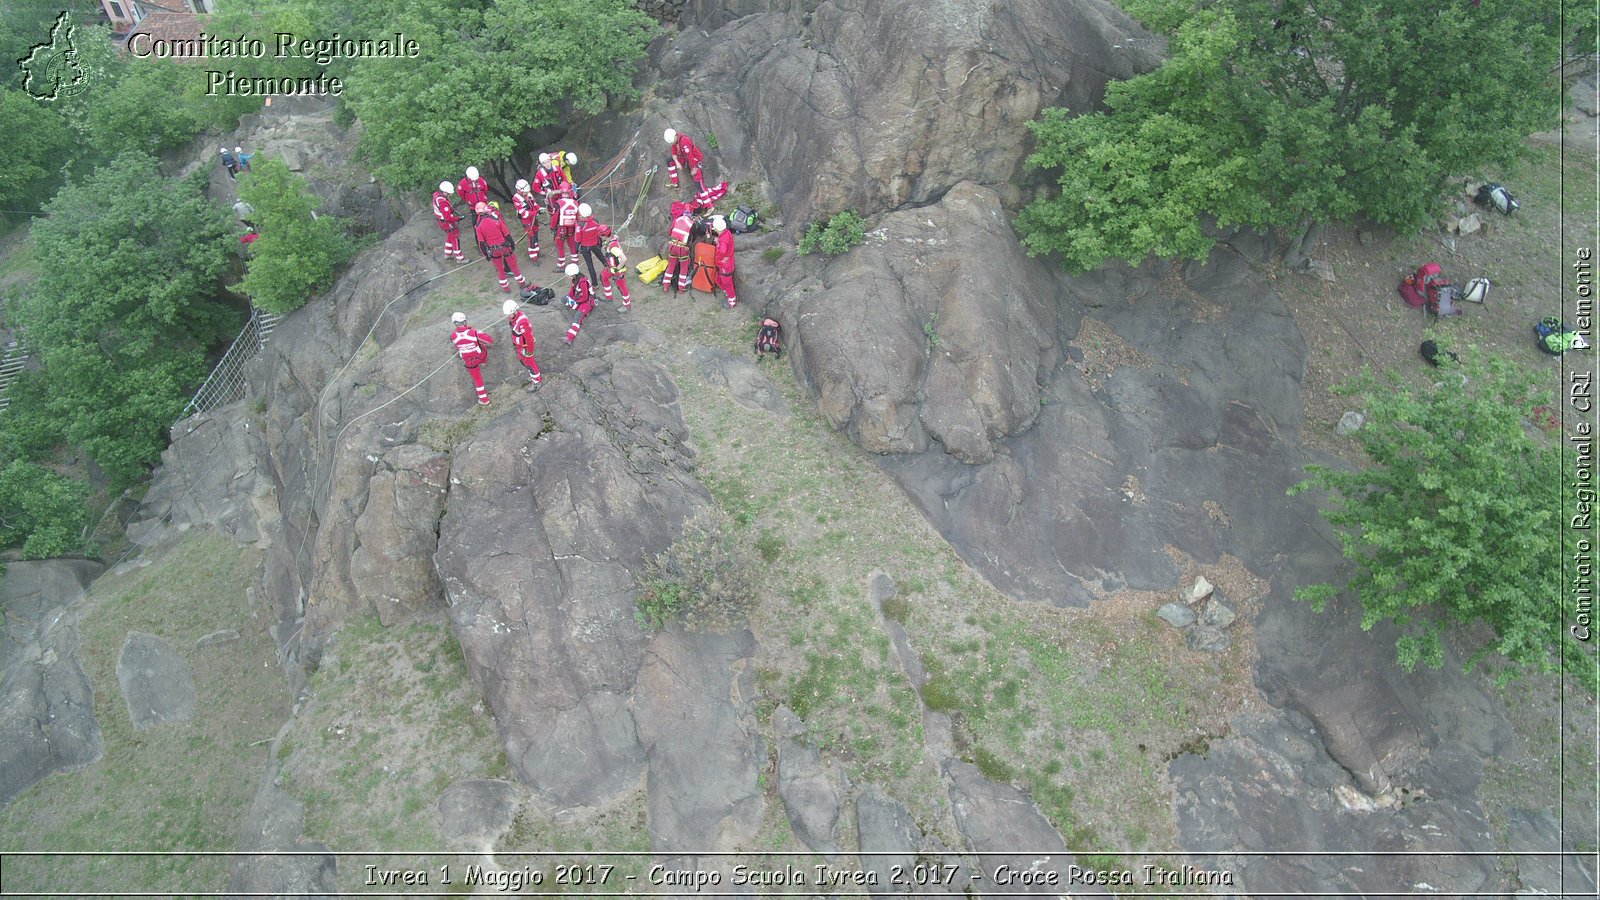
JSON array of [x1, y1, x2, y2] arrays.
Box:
[[10, 154, 239, 486], [324, 0, 656, 192], [1291, 353, 1591, 691], [1019, 0, 1564, 272], [234, 157, 357, 313]]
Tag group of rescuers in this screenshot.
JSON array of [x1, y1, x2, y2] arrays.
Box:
[[436, 129, 734, 405]]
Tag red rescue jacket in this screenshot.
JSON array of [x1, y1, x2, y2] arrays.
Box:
[[508, 310, 536, 355], [475, 213, 515, 257], [433, 191, 460, 228], [457, 176, 489, 208], [451, 325, 493, 365], [715, 229, 736, 273], [671, 134, 703, 168], [566, 275, 595, 314], [574, 217, 604, 248], [512, 190, 540, 227]]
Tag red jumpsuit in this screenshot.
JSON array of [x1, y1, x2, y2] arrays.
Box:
[[562, 274, 597, 344], [690, 180, 729, 216], [475, 210, 529, 292], [573, 215, 605, 287], [553, 195, 579, 269], [668, 133, 705, 189], [451, 325, 495, 404], [601, 236, 631, 307], [715, 228, 737, 308], [507, 308, 542, 385], [512, 189, 541, 261], [533, 165, 569, 211], [664, 209, 695, 293], [458, 175, 490, 211], [433, 190, 464, 259]]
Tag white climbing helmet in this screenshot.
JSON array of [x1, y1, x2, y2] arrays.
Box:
[[439, 181, 454, 194], [220, 147, 228, 153], [515, 178, 530, 192], [502, 299, 518, 316], [465, 166, 480, 180], [538, 152, 551, 165], [452, 312, 466, 324], [577, 203, 592, 218], [710, 216, 727, 233], [234, 146, 243, 154], [664, 128, 677, 143], [564, 263, 580, 277], [565, 152, 577, 166]]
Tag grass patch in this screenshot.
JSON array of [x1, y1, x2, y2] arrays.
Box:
[[0, 531, 289, 895], [761, 246, 786, 263]]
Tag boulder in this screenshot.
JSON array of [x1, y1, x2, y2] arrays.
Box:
[[944, 760, 1107, 897], [1184, 624, 1231, 653], [785, 182, 1065, 463], [690, 347, 788, 414], [1336, 411, 1365, 435], [0, 560, 105, 809], [348, 444, 450, 625], [434, 356, 711, 808], [436, 779, 520, 849], [115, 631, 197, 730], [773, 706, 842, 853], [229, 764, 338, 897], [1157, 603, 1196, 629]]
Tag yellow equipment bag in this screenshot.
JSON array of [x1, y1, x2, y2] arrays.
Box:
[[636, 255, 669, 284]]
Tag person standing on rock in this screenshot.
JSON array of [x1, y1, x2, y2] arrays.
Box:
[[663, 201, 695, 295], [433, 181, 466, 261], [232, 199, 257, 229], [474, 201, 530, 293], [533, 152, 570, 210], [573, 203, 607, 288], [450, 312, 495, 405], [561, 262, 597, 345], [599, 225, 631, 310], [552, 187, 579, 274], [504, 298, 543, 390], [711, 215, 738, 309], [234, 146, 253, 173], [512, 179, 542, 263], [458, 166, 490, 222], [219, 147, 239, 180], [664, 128, 705, 191]]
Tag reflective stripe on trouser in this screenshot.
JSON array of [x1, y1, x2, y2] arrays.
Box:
[[517, 350, 541, 382], [602, 270, 630, 305], [564, 306, 591, 343], [716, 269, 737, 306], [522, 224, 539, 259], [491, 254, 528, 290], [464, 364, 488, 401], [442, 226, 461, 255]]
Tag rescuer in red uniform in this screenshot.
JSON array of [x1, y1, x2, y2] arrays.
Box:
[[474, 202, 530, 293], [532, 153, 570, 210], [562, 262, 597, 345], [573, 203, 606, 289], [450, 312, 495, 405], [552, 188, 579, 273], [663, 128, 705, 190], [712, 215, 738, 309], [503, 298, 542, 390], [433, 181, 465, 261], [663, 202, 695, 295], [599, 226, 631, 310], [458, 166, 490, 220], [512, 179, 541, 262]]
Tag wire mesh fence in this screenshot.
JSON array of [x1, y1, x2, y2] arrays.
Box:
[[172, 306, 281, 426]]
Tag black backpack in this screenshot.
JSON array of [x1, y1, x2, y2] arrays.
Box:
[[755, 318, 782, 359], [730, 205, 759, 234], [522, 286, 555, 306], [1475, 183, 1519, 216]]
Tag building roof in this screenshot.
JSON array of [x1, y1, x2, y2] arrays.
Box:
[[123, 11, 206, 59]]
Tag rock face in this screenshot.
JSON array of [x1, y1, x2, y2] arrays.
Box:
[[0, 560, 105, 809], [773, 706, 842, 853], [668, 0, 1160, 225], [115, 631, 198, 730], [230, 763, 338, 898], [435, 356, 711, 808], [436, 779, 520, 850], [348, 444, 450, 626]]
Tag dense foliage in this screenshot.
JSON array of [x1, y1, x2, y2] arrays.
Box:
[[0, 459, 88, 559], [798, 210, 867, 257], [1290, 354, 1591, 690], [8, 154, 238, 487], [234, 158, 357, 313], [305, 0, 655, 192], [0, 88, 73, 219], [1019, 0, 1564, 271]]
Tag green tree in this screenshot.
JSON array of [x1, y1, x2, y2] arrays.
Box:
[[0, 459, 88, 558], [234, 157, 357, 313], [1290, 353, 1590, 690], [0, 88, 73, 220], [1021, 0, 1562, 272], [15, 153, 238, 486], [332, 0, 655, 192]]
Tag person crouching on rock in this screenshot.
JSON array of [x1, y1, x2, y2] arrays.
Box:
[[504, 298, 542, 391], [450, 312, 495, 406], [475, 202, 530, 293], [562, 263, 597, 345]]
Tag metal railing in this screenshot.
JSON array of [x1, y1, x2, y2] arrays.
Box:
[[172, 306, 282, 426], [0, 339, 28, 412]]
